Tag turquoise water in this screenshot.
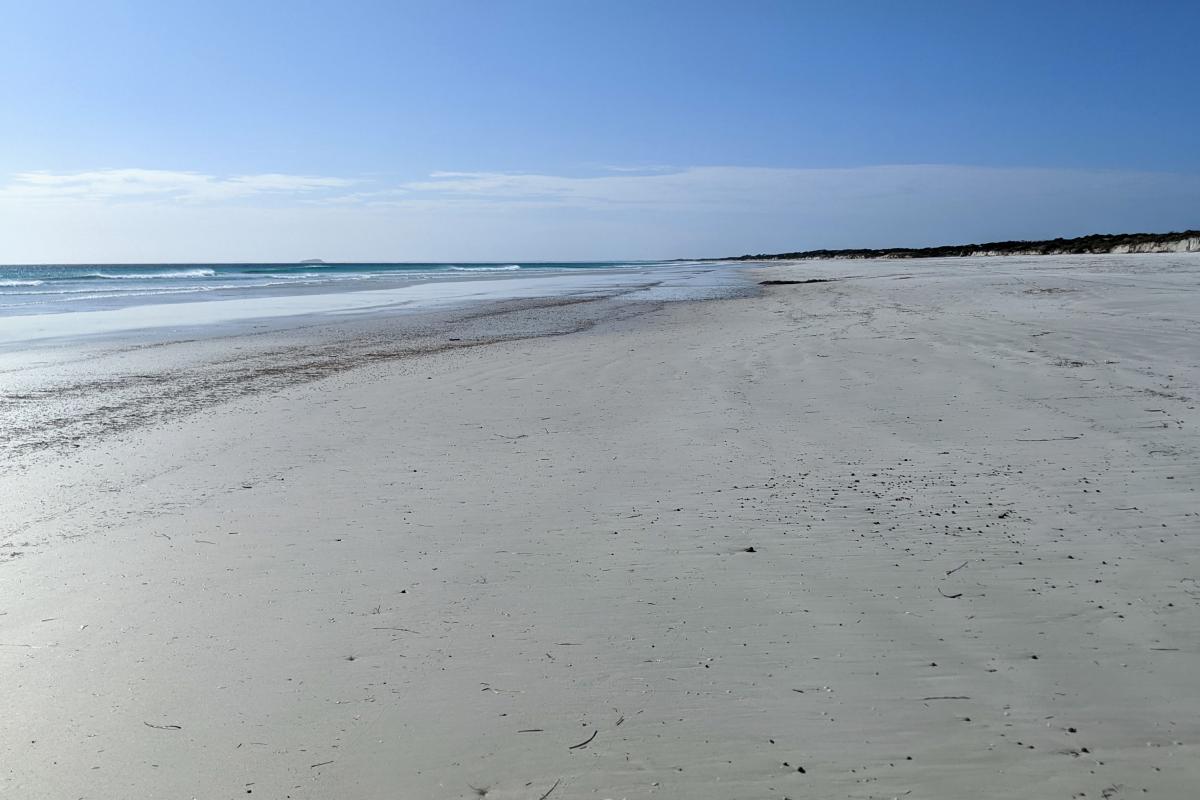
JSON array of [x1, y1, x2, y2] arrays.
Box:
[[0, 261, 668, 317]]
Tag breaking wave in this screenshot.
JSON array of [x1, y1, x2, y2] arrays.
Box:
[[85, 268, 218, 280]]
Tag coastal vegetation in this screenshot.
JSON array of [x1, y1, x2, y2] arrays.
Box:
[[732, 229, 1200, 260]]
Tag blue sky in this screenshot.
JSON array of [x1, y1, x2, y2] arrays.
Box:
[[1, 0, 1197, 261]]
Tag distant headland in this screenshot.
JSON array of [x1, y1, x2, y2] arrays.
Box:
[[300, 258, 326, 264], [728, 229, 1200, 261]]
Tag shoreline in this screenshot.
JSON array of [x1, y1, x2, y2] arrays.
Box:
[[2, 253, 1198, 799], [0, 262, 751, 463], [0, 292, 666, 464], [0, 262, 732, 347]]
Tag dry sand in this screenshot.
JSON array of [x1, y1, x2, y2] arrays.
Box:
[[2, 255, 1198, 799]]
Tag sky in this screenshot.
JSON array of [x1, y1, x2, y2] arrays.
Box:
[[1, 0, 1198, 262]]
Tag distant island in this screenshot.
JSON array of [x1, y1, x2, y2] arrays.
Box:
[[729, 229, 1200, 261], [300, 258, 326, 264]]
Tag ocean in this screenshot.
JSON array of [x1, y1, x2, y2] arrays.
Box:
[[0, 260, 746, 347], [0, 261, 674, 316]]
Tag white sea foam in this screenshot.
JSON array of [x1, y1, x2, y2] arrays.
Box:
[[88, 268, 218, 280], [258, 272, 371, 280], [0, 279, 45, 287], [0, 261, 742, 344], [0, 271, 657, 343]]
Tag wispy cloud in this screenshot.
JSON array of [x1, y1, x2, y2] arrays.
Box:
[[2, 164, 1198, 262], [600, 164, 676, 174], [363, 164, 1200, 222], [0, 168, 356, 203], [5, 165, 1198, 215]]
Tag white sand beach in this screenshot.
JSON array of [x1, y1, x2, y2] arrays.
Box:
[[2, 255, 1198, 799]]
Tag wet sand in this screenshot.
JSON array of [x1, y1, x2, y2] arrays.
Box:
[[1, 255, 1198, 799]]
